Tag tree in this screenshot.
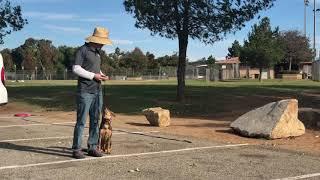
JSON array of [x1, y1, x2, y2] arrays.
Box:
[[114, 47, 122, 57], [37, 39, 59, 72], [1, 48, 14, 70], [146, 51, 159, 69], [57, 46, 77, 70], [100, 50, 116, 74], [157, 53, 179, 67], [12, 38, 38, 70], [0, 0, 27, 44], [10, 38, 59, 80], [119, 47, 148, 75], [279, 30, 313, 71], [207, 55, 216, 67], [228, 40, 242, 57], [124, 0, 276, 101], [240, 17, 284, 81]]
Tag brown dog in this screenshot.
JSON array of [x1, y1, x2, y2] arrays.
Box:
[[98, 107, 115, 154]]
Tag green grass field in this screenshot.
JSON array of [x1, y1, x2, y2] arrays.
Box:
[[5, 79, 320, 119]]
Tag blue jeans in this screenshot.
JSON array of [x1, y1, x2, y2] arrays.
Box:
[[72, 90, 103, 151]]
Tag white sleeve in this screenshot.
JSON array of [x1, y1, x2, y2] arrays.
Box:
[[72, 65, 95, 80]]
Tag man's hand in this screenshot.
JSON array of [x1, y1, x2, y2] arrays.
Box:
[[101, 74, 109, 81], [94, 74, 103, 81]]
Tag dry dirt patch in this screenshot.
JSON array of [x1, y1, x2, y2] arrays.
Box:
[[1, 102, 319, 155]]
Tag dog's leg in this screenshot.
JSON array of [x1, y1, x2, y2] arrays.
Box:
[[106, 137, 111, 154], [106, 131, 112, 154], [100, 130, 106, 152]]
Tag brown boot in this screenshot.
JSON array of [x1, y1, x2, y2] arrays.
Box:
[[72, 150, 85, 159], [88, 149, 104, 157]]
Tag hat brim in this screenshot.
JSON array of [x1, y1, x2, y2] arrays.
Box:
[[85, 36, 112, 45]]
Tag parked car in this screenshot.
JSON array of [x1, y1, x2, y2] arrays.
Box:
[[0, 53, 8, 105]]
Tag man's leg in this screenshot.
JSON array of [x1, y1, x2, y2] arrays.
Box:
[[72, 92, 94, 158], [87, 90, 103, 157]]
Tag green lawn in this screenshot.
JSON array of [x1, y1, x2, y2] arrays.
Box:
[[5, 79, 320, 119]]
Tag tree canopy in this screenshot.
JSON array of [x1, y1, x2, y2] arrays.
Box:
[[228, 40, 242, 57], [279, 30, 313, 71], [124, 0, 276, 101], [240, 17, 284, 80], [2, 38, 183, 77], [0, 0, 27, 44]]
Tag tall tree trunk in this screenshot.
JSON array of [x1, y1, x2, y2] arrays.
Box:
[[259, 67, 263, 82], [177, 34, 188, 101], [176, 0, 190, 102]]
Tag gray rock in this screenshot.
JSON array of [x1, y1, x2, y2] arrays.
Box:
[[230, 99, 305, 139]]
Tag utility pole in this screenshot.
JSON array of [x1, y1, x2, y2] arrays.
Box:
[[305, 0, 309, 36], [314, 0, 316, 53], [313, 0, 320, 60]]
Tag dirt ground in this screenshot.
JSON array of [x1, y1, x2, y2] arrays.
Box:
[[2, 102, 320, 156]]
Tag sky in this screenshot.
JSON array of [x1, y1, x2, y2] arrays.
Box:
[[2, 0, 319, 61]]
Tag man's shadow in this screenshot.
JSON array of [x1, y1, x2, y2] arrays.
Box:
[[0, 142, 73, 158]]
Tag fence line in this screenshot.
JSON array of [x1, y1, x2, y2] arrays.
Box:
[[5, 66, 239, 81]]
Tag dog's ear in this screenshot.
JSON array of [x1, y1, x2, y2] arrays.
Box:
[[110, 111, 116, 117], [105, 107, 116, 118]]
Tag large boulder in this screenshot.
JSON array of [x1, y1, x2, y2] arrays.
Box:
[[230, 99, 305, 139], [142, 107, 170, 127]]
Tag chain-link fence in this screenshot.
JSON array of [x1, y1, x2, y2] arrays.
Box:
[[5, 67, 179, 81], [5, 66, 235, 81]]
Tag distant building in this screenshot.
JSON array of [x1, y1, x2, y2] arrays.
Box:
[[193, 56, 276, 80], [215, 57, 240, 80], [299, 61, 312, 79], [239, 67, 274, 79]]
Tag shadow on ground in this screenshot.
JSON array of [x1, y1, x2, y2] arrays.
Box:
[[6, 83, 320, 122], [0, 142, 72, 158]]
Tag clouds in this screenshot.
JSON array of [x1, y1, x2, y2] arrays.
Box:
[[24, 12, 76, 20], [19, 0, 65, 3], [24, 11, 111, 22], [43, 25, 87, 34], [112, 39, 134, 45]]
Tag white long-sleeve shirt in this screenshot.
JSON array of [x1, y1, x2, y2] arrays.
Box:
[[72, 65, 105, 80]]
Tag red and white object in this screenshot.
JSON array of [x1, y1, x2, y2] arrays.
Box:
[[0, 53, 8, 105], [14, 113, 32, 117]]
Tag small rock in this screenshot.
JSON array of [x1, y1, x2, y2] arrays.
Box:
[[128, 170, 135, 173], [135, 168, 140, 172], [142, 107, 170, 127], [315, 135, 319, 138]]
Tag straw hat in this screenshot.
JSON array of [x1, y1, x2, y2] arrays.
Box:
[[85, 27, 112, 45]]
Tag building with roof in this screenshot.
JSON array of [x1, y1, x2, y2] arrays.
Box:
[[215, 57, 240, 80]]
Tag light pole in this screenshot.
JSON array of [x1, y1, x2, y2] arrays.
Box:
[[35, 66, 37, 80], [305, 0, 309, 36], [313, 0, 320, 60], [65, 68, 68, 80], [14, 64, 16, 81], [22, 66, 24, 81]]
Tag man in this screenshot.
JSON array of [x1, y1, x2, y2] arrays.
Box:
[[72, 27, 112, 159]]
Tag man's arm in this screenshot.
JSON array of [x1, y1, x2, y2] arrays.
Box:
[[73, 65, 104, 81], [73, 65, 95, 80]]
